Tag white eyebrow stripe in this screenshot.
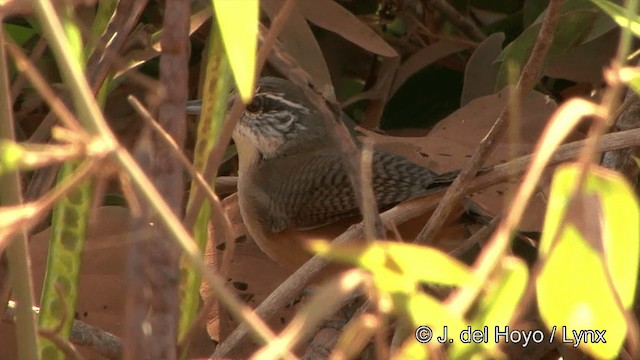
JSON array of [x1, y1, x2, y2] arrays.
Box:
[[281, 111, 296, 128], [261, 93, 310, 113]]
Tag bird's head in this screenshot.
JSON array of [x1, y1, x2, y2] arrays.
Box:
[[235, 77, 330, 159], [186, 77, 331, 160]]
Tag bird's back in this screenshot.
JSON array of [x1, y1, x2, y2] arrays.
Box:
[[248, 148, 452, 232]]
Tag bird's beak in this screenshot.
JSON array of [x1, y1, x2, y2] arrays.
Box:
[[185, 99, 202, 115], [186, 92, 240, 116]]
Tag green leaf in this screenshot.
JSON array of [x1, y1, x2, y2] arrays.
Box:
[[450, 257, 528, 359], [212, 0, 258, 102], [308, 240, 474, 286], [86, 0, 117, 57], [39, 7, 90, 358], [61, 7, 85, 65], [536, 164, 640, 359], [307, 240, 386, 270], [496, 0, 615, 89], [382, 242, 474, 286], [528, 0, 616, 43], [0, 140, 25, 175], [179, 23, 232, 349], [477, 257, 528, 328], [310, 240, 471, 354], [4, 24, 37, 45], [591, 0, 640, 37], [393, 338, 430, 360], [523, 0, 550, 28], [404, 292, 467, 342], [39, 164, 93, 360], [620, 68, 640, 110]]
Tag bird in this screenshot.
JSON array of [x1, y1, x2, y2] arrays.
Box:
[[187, 77, 457, 270]]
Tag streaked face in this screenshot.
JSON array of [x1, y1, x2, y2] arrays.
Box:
[[187, 77, 326, 159], [235, 86, 312, 159]]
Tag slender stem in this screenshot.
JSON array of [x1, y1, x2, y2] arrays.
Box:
[[32, 0, 283, 351], [0, 28, 40, 360], [415, 0, 563, 244]]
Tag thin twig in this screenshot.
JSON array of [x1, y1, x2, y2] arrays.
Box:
[[563, 2, 640, 357], [212, 125, 640, 356], [129, 96, 240, 306], [127, 95, 235, 272], [85, 0, 149, 94], [445, 99, 602, 317], [602, 88, 640, 179], [0, 160, 98, 259], [408, 14, 480, 48], [360, 140, 378, 241], [38, 330, 85, 360], [5, 41, 83, 134], [421, 0, 486, 42], [415, 0, 563, 244], [251, 270, 366, 359], [256, 16, 387, 239], [32, 0, 283, 352], [4, 302, 122, 360], [447, 214, 501, 258], [123, 0, 190, 353], [184, 0, 299, 230], [0, 27, 39, 360], [0, 0, 98, 16], [10, 36, 47, 105]]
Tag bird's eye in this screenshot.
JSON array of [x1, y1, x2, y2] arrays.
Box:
[[246, 97, 262, 113]]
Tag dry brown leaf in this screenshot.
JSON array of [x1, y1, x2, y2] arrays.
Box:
[[390, 40, 471, 96], [0, 0, 97, 16], [199, 195, 303, 357], [262, 0, 333, 92], [3, 207, 302, 360], [363, 87, 571, 231], [298, 0, 398, 58], [461, 32, 505, 106], [545, 29, 617, 84], [0, 207, 142, 359]]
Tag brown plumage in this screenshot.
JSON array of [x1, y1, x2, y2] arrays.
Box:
[[188, 77, 455, 269], [247, 148, 454, 232]]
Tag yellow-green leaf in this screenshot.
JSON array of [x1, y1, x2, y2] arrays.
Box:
[[381, 242, 473, 286], [405, 292, 468, 348], [450, 257, 528, 359], [308, 240, 473, 286], [307, 239, 386, 270], [212, 0, 258, 102], [477, 257, 528, 330], [393, 337, 430, 360], [0, 140, 25, 175], [537, 164, 640, 359], [591, 0, 640, 37], [497, 9, 597, 88], [618, 67, 640, 97]]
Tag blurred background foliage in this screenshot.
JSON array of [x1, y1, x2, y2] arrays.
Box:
[[6, 0, 619, 137]]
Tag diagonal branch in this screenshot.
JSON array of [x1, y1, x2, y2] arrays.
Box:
[[415, 0, 564, 244]]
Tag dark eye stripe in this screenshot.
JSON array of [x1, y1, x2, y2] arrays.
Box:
[[246, 97, 261, 113], [245, 95, 287, 114], [260, 96, 290, 113]]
